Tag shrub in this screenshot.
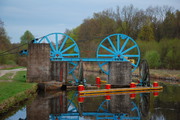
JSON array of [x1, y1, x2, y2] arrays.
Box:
[[144, 50, 161, 69]]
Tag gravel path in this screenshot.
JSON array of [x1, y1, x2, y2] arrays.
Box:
[[0, 68, 27, 82]]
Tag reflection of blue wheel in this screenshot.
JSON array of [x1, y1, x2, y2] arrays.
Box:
[[34, 33, 80, 74], [96, 34, 140, 75], [97, 100, 110, 112]]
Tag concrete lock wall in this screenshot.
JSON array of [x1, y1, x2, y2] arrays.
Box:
[[109, 61, 132, 86], [27, 43, 67, 83], [110, 95, 131, 114], [51, 61, 67, 82], [27, 92, 67, 120], [27, 43, 51, 82]]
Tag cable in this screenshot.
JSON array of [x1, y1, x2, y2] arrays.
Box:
[[0, 43, 27, 55], [0, 34, 109, 56], [0, 52, 19, 56], [75, 34, 111, 42], [0, 37, 42, 56]]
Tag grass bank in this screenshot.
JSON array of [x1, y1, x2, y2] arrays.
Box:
[[0, 66, 25, 70], [0, 70, 37, 114], [134, 69, 180, 81]]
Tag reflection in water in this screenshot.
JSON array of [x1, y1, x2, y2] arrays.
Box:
[[3, 82, 180, 120], [139, 93, 150, 119], [23, 91, 147, 120]]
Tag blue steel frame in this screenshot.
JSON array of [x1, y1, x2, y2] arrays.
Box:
[[50, 91, 141, 120], [33, 33, 80, 75], [33, 33, 141, 82], [96, 34, 141, 75], [19, 50, 28, 56], [49, 100, 141, 120]]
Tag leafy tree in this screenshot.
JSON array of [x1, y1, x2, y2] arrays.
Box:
[[0, 19, 12, 64], [144, 50, 161, 68], [138, 22, 155, 41], [0, 20, 11, 51], [162, 11, 176, 38], [65, 5, 180, 69], [20, 30, 35, 44]]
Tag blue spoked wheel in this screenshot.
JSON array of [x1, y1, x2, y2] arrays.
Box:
[[34, 33, 80, 74], [96, 34, 140, 75]]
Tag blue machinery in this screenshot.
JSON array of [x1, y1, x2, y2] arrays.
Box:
[[33, 33, 141, 83], [49, 92, 141, 120], [19, 49, 28, 56], [50, 101, 141, 120]]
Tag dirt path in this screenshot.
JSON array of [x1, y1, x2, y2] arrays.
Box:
[[0, 68, 27, 82]]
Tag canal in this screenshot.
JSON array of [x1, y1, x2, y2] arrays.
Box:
[[1, 78, 180, 120]]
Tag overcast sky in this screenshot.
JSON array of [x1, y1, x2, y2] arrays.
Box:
[[0, 0, 180, 43]]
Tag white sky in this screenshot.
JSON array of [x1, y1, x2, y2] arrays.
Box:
[[0, 0, 180, 43]]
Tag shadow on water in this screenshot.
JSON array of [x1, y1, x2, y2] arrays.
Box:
[[3, 81, 180, 120]]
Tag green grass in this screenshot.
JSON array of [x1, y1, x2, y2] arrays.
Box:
[[12, 71, 26, 82], [0, 70, 37, 108], [0, 73, 14, 80], [0, 82, 35, 103]]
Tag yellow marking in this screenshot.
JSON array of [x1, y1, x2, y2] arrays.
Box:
[[79, 89, 162, 97], [100, 80, 107, 83], [79, 86, 163, 94]]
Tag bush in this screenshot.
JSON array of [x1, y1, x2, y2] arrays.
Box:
[[144, 50, 161, 69], [159, 39, 180, 69], [5, 60, 16, 65]]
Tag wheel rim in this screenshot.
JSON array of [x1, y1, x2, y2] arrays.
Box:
[[36, 33, 80, 74], [96, 34, 140, 75], [139, 59, 150, 86]]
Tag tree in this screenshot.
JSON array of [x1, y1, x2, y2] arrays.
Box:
[[0, 20, 17, 65], [20, 30, 35, 44], [0, 19, 11, 51], [138, 22, 155, 41]]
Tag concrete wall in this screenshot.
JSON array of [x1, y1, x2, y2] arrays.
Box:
[[27, 44, 67, 83], [51, 61, 67, 82], [110, 95, 131, 114], [27, 92, 67, 120], [109, 61, 132, 86], [50, 92, 67, 114], [27, 43, 51, 83], [26, 95, 51, 120]]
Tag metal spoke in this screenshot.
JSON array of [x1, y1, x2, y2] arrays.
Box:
[[55, 33, 58, 50], [100, 44, 115, 54], [120, 37, 129, 53], [69, 61, 78, 66], [59, 36, 68, 52], [108, 37, 117, 52], [61, 43, 76, 53], [124, 58, 137, 67], [121, 45, 137, 55], [45, 36, 56, 52], [99, 61, 109, 67], [123, 54, 140, 57], [117, 34, 120, 51]]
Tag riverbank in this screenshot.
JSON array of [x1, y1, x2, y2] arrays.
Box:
[[82, 63, 180, 81], [133, 69, 180, 82], [0, 69, 37, 114]]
